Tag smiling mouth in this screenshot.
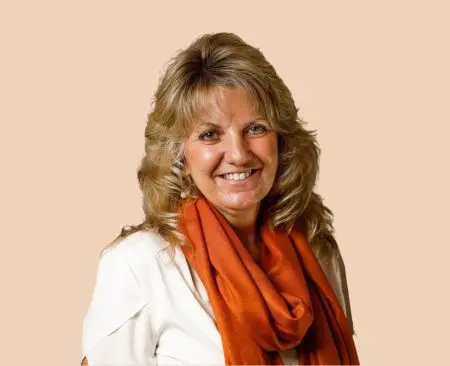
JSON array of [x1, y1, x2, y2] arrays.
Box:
[[218, 169, 259, 181]]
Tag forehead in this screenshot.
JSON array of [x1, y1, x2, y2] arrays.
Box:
[[188, 86, 262, 128], [209, 87, 256, 114]]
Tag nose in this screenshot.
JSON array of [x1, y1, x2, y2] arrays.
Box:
[[224, 134, 252, 166]]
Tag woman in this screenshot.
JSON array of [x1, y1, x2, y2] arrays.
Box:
[[81, 32, 359, 365]]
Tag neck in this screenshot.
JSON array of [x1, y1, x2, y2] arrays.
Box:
[[220, 206, 258, 237], [218, 205, 261, 260]]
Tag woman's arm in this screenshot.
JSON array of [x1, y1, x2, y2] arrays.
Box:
[[81, 356, 88, 365]]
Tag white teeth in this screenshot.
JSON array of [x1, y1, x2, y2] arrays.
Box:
[[222, 170, 253, 181]]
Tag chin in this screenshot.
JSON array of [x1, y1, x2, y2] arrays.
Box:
[[215, 192, 265, 212]]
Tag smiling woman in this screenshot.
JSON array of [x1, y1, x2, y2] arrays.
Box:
[[81, 32, 359, 365]]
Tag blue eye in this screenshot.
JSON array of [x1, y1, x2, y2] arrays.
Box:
[[247, 124, 267, 135], [199, 130, 219, 141]]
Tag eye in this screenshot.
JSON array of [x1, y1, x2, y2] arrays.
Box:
[[199, 130, 219, 141], [247, 124, 267, 135]]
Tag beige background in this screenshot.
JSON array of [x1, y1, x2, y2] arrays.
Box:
[[1, 0, 449, 365]]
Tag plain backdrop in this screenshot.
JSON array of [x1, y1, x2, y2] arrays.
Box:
[[1, 1, 449, 365]]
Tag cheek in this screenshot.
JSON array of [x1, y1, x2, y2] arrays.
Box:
[[255, 136, 278, 169], [185, 145, 220, 176]]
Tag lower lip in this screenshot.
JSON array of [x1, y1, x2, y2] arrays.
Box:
[[217, 169, 261, 185]]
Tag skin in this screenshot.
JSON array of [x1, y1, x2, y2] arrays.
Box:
[[184, 87, 278, 260]]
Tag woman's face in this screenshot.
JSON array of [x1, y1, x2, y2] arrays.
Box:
[[184, 87, 278, 219]]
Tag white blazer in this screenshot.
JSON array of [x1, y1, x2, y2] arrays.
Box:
[[81, 230, 358, 365]]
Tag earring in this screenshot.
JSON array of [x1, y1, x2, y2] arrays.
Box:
[[180, 174, 198, 200], [180, 174, 191, 199]]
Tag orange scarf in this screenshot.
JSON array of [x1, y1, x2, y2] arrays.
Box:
[[179, 197, 359, 365]]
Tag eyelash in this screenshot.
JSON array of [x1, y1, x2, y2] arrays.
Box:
[[198, 124, 268, 141]]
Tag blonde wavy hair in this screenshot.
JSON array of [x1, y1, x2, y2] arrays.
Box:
[[108, 32, 338, 261]]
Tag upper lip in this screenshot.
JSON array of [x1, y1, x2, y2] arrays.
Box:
[[216, 168, 260, 176]]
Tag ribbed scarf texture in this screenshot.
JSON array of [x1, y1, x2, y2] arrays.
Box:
[[179, 197, 359, 365]]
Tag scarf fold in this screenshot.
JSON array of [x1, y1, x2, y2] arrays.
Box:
[[178, 197, 359, 365]]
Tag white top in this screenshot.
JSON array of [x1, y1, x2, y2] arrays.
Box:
[[81, 230, 358, 366]]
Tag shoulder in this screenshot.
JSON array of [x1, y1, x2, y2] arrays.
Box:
[[318, 245, 355, 333], [98, 231, 168, 296], [86, 229, 170, 325], [104, 229, 167, 260], [100, 230, 172, 269], [86, 230, 166, 314], [95, 229, 178, 304]]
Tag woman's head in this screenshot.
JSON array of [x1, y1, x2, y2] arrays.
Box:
[[183, 86, 279, 225], [121, 32, 333, 251]]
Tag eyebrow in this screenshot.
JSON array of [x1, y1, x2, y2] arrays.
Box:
[[196, 118, 267, 130]]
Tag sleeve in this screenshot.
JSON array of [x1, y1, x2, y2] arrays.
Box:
[[81, 247, 156, 366], [326, 248, 363, 359], [319, 247, 355, 335]]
